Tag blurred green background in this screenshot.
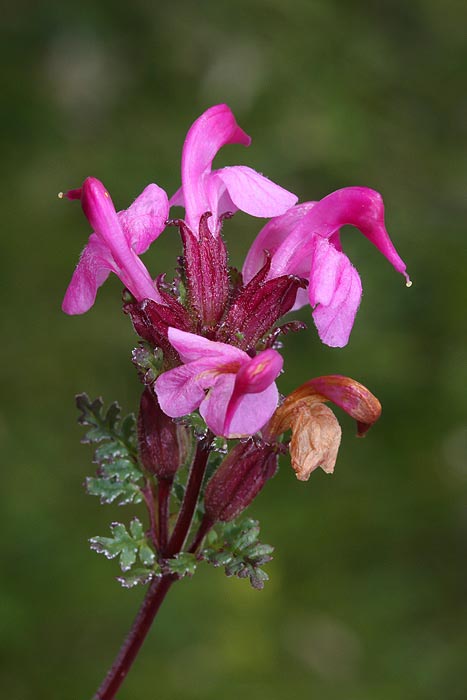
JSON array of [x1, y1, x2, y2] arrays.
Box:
[[2, 1, 467, 698]]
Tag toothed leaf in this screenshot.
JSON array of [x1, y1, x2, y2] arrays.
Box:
[[77, 394, 144, 506], [164, 553, 198, 579], [117, 569, 157, 589], [90, 518, 157, 574], [201, 517, 273, 590]]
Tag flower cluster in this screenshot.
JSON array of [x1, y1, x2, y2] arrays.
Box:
[[63, 103, 407, 439], [64, 104, 408, 698], [62, 101, 410, 540]]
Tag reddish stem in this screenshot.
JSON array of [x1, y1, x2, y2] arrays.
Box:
[[188, 513, 214, 554], [157, 478, 172, 554], [93, 575, 174, 700], [142, 478, 159, 550], [166, 435, 212, 556], [92, 436, 213, 699]]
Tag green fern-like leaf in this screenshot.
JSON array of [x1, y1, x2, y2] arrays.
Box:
[[77, 393, 144, 506], [163, 552, 198, 579], [90, 518, 160, 586], [202, 517, 274, 590]]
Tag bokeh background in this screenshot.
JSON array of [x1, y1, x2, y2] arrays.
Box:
[[2, 1, 467, 698]]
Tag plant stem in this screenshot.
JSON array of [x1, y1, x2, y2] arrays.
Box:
[[93, 575, 174, 700], [188, 513, 214, 554], [142, 478, 159, 550], [92, 435, 213, 699], [157, 477, 172, 554], [166, 434, 212, 556]]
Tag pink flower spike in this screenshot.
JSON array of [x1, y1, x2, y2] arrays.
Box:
[[171, 104, 298, 235], [62, 177, 167, 314], [154, 329, 282, 438]]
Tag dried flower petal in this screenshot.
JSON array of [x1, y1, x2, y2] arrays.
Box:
[[289, 404, 341, 480], [266, 374, 381, 480]]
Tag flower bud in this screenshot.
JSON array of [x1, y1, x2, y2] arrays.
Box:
[[222, 253, 306, 350], [204, 440, 278, 522], [137, 388, 190, 480], [124, 287, 193, 363], [179, 214, 230, 327]]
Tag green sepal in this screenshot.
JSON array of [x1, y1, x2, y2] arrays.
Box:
[[176, 277, 188, 306], [182, 411, 209, 438], [202, 517, 274, 590], [131, 342, 164, 385]]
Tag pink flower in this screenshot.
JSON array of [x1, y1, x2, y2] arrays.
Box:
[[154, 328, 283, 438], [243, 187, 410, 348], [170, 104, 298, 236], [62, 177, 169, 314]]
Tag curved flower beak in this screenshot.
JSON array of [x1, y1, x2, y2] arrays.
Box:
[[62, 177, 168, 314], [170, 104, 298, 235], [244, 187, 410, 347]]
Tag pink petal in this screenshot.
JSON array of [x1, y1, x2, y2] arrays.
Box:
[[212, 165, 298, 220], [271, 187, 408, 282], [80, 177, 161, 303], [167, 328, 246, 365], [62, 233, 116, 315], [118, 183, 169, 255], [309, 237, 362, 347], [214, 186, 238, 218], [234, 349, 283, 395], [203, 175, 234, 223], [80, 177, 123, 249], [225, 383, 279, 438], [199, 374, 237, 436], [290, 286, 309, 312], [243, 202, 316, 283], [224, 350, 283, 435], [181, 104, 251, 232], [169, 186, 184, 209], [154, 363, 208, 418], [170, 182, 237, 217]]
